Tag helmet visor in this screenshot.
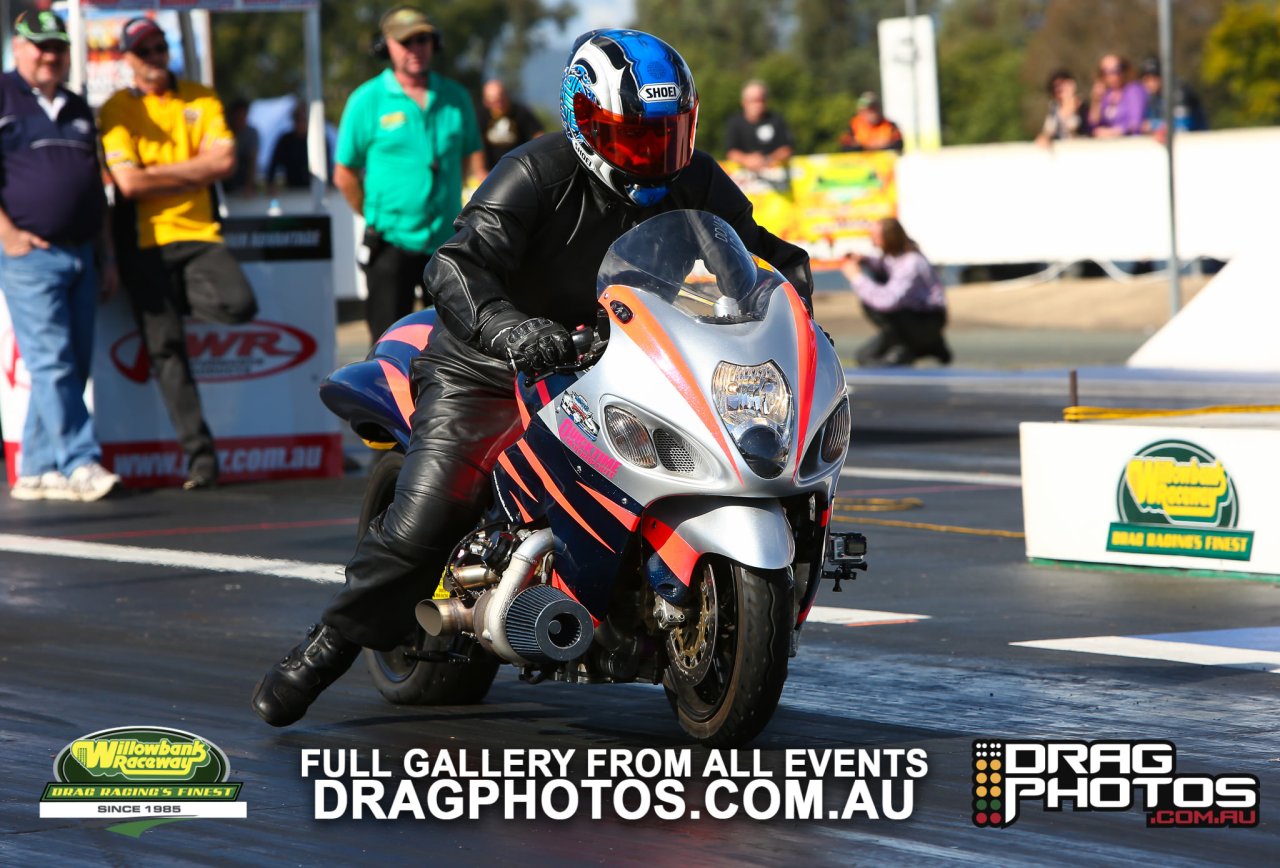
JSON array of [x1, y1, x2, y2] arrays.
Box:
[[574, 92, 697, 179]]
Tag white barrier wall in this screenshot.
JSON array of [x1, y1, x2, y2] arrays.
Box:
[[897, 128, 1280, 265], [1021, 419, 1280, 576]]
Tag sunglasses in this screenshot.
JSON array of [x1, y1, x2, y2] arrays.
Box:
[[399, 33, 433, 48], [32, 40, 69, 54], [133, 41, 169, 60]]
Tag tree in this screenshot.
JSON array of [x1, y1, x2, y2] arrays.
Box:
[[210, 0, 576, 119], [1201, 1, 1280, 127]]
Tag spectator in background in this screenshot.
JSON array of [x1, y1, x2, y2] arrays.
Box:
[[840, 217, 950, 368], [224, 97, 258, 194], [725, 80, 794, 171], [477, 79, 543, 171], [267, 102, 312, 190], [1, 10, 120, 501], [334, 6, 485, 341], [1035, 69, 1088, 147], [840, 91, 903, 153], [1088, 54, 1147, 138], [100, 17, 259, 491], [1139, 57, 1207, 142]]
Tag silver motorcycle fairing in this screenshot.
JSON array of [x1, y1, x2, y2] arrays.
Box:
[[643, 496, 796, 582]]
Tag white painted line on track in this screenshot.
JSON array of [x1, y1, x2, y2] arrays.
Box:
[[806, 606, 930, 626], [0, 533, 345, 584], [840, 465, 1021, 487], [1012, 635, 1280, 674]]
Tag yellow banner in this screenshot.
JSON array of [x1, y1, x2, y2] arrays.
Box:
[[721, 152, 898, 270]]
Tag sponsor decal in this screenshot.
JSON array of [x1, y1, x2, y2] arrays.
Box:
[[972, 740, 1258, 829], [560, 390, 600, 440], [110, 319, 317, 384], [40, 726, 246, 834], [558, 417, 619, 480], [103, 434, 342, 487], [639, 82, 680, 102], [1105, 440, 1253, 561], [222, 215, 333, 262]]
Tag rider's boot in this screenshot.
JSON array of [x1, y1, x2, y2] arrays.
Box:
[[251, 623, 360, 727]]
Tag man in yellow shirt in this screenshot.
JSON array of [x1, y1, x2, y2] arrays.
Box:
[[99, 17, 257, 489]]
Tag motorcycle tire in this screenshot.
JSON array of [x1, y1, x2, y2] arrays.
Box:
[[663, 557, 791, 747], [357, 451, 500, 705]]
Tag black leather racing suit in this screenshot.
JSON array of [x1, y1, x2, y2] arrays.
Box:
[[322, 134, 813, 650]]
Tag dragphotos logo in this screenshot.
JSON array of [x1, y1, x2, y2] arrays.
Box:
[[972, 740, 1259, 829]]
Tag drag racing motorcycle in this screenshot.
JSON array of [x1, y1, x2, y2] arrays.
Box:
[[321, 210, 864, 746]]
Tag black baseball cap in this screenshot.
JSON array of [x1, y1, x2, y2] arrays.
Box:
[[120, 17, 166, 53], [15, 10, 69, 44], [1140, 57, 1161, 77]]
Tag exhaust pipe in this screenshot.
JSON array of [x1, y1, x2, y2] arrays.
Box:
[[475, 528, 557, 664], [415, 597, 473, 637]]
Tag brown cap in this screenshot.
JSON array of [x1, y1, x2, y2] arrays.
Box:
[[381, 6, 437, 43]]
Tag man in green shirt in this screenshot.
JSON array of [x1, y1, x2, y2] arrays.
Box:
[[334, 6, 484, 340]]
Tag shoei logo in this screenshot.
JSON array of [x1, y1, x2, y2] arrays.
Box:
[[639, 83, 680, 102], [1105, 439, 1253, 561], [41, 727, 246, 831], [111, 320, 316, 384], [972, 740, 1259, 829]]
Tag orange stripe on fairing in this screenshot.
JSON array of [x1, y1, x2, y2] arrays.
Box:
[[377, 359, 415, 425], [641, 515, 699, 587], [820, 505, 832, 527], [517, 440, 615, 553], [783, 283, 817, 479], [515, 496, 533, 523], [378, 323, 433, 350], [576, 482, 640, 531], [514, 381, 532, 429], [497, 451, 537, 502], [551, 570, 601, 627], [603, 284, 744, 486], [797, 596, 815, 627], [535, 379, 552, 408]]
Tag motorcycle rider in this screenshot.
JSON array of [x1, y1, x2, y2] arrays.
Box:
[[252, 29, 813, 727]]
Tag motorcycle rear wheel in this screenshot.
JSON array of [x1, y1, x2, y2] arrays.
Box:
[[357, 451, 500, 705], [663, 557, 791, 747]]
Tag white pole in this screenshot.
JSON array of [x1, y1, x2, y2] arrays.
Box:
[[304, 6, 326, 211], [904, 0, 920, 152], [1159, 0, 1180, 316], [67, 0, 87, 98]]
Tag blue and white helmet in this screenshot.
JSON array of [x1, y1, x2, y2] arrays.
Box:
[[561, 29, 698, 207]]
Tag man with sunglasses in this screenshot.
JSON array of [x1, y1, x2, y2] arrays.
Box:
[[0, 11, 121, 502], [254, 29, 812, 728], [334, 6, 485, 342], [99, 17, 258, 491]]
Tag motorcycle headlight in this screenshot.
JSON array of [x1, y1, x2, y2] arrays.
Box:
[[712, 361, 793, 478]]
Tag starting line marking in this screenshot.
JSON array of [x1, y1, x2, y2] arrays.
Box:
[[806, 606, 930, 627], [1012, 632, 1280, 675], [0, 533, 345, 584]]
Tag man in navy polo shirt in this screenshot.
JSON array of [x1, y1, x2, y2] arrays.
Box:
[[0, 10, 120, 502]]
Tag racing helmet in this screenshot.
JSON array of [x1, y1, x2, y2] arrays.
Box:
[[561, 29, 698, 207]]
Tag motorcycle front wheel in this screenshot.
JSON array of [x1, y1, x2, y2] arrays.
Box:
[[663, 557, 791, 747], [357, 451, 499, 705]]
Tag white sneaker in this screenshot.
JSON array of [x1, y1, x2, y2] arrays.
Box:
[[10, 471, 69, 501], [65, 462, 122, 503]]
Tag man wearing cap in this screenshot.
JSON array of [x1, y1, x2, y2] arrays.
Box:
[[0, 10, 121, 502], [840, 92, 903, 153], [335, 5, 485, 342], [99, 16, 258, 490]]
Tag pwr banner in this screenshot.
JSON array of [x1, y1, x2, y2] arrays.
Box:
[[92, 224, 340, 487]]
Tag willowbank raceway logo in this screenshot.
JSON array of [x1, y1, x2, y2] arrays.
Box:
[[39, 727, 246, 837], [971, 740, 1259, 829], [1105, 439, 1253, 561]]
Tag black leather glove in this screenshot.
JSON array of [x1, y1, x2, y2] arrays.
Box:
[[505, 317, 577, 374]]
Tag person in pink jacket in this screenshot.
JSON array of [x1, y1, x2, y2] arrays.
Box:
[[840, 217, 951, 367], [1088, 54, 1147, 137]]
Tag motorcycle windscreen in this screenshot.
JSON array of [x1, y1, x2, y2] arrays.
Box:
[[596, 210, 787, 322]]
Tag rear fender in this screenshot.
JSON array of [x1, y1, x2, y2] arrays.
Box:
[[642, 497, 795, 590]]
